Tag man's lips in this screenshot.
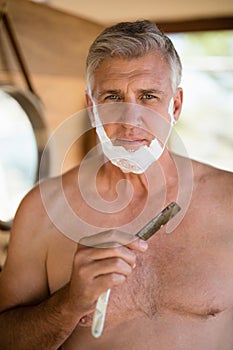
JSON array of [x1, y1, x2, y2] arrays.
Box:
[[112, 138, 149, 150]]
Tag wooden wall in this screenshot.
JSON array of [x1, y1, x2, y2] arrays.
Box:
[[0, 0, 103, 172], [0, 0, 104, 268]]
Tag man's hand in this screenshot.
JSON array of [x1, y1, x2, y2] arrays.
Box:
[[68, 230, 148, 316]]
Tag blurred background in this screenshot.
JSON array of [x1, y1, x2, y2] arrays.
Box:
[[0, 0, 232, 267]]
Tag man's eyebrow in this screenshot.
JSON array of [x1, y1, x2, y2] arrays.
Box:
[[96, 89, 121, 97], [95, 89, 164, 97], [138, 89, 164, 95]]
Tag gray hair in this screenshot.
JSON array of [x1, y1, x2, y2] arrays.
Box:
[[86, 20, 182, 94]]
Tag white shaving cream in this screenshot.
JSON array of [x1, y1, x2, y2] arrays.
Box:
[[93, 99, 175, 174]]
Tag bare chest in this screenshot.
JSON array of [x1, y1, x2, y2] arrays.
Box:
[[47, 225, 233, 328], [106, 239, 233, 327]]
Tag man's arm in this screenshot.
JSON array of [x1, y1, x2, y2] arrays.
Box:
[[0, 284, 81, 350], [0, 183, 148, 349], [0, 186, 82, 350]]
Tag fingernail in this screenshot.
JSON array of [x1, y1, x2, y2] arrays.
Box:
[[133, 262, 136, 269], [139, 240, 148, 250]]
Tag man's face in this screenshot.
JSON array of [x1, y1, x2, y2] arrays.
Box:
[[87, 52, 182, 151]]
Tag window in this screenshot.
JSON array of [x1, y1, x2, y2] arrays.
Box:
[[169, 30, 233, 172]]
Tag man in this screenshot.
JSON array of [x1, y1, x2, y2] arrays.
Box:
[[0, 20, 232, 350]]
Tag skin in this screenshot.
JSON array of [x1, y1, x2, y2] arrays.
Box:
[[0, 53, 232, 350]]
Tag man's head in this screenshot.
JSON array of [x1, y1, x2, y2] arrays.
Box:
[[85, 20, 183, 174], [86, 20, 182, 95]]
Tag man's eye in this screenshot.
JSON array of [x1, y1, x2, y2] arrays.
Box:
[[142, 94, 156, 100], [105, 95, 120, 101]]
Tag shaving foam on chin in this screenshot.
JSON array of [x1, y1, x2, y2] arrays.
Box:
[[93, 100, 175, 174]]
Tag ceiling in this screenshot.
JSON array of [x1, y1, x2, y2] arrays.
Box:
[[30, 0, 233, 26]]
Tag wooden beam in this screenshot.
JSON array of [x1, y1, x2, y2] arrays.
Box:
[[157, 17, 233, 33]]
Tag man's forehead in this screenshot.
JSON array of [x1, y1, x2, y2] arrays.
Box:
[[90, 54, 172, 94], [95, 54, 169, 75]]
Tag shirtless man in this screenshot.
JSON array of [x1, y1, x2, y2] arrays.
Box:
[[0, 20, 232, 350]]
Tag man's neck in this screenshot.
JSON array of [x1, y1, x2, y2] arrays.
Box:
[[97, 149, 178, 200]]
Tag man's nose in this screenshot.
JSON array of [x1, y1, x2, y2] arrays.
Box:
[[119, 103, 142, 128]]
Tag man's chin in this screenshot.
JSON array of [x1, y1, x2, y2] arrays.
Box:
[[110, 158, 147, 174]]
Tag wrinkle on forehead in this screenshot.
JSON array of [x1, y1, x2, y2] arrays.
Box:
[[91, 54, 172, 98], [95, 55, 169, 77]]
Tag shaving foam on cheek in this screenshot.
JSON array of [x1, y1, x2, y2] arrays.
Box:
[[168, 98, 176, 125], [93, 99, 174, 174]]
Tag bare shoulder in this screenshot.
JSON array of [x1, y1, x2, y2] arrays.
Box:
[[14, 174, 64, 234], [193, 161, 233, 203], [190, 160, 233, 237]]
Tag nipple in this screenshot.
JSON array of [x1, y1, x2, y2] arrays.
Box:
[[80, 315, 88, 324]]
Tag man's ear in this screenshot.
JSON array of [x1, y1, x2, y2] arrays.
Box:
[[85, 92, 93, 107], [173, 87, 183, 123], [85, 92, 95, 127]]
